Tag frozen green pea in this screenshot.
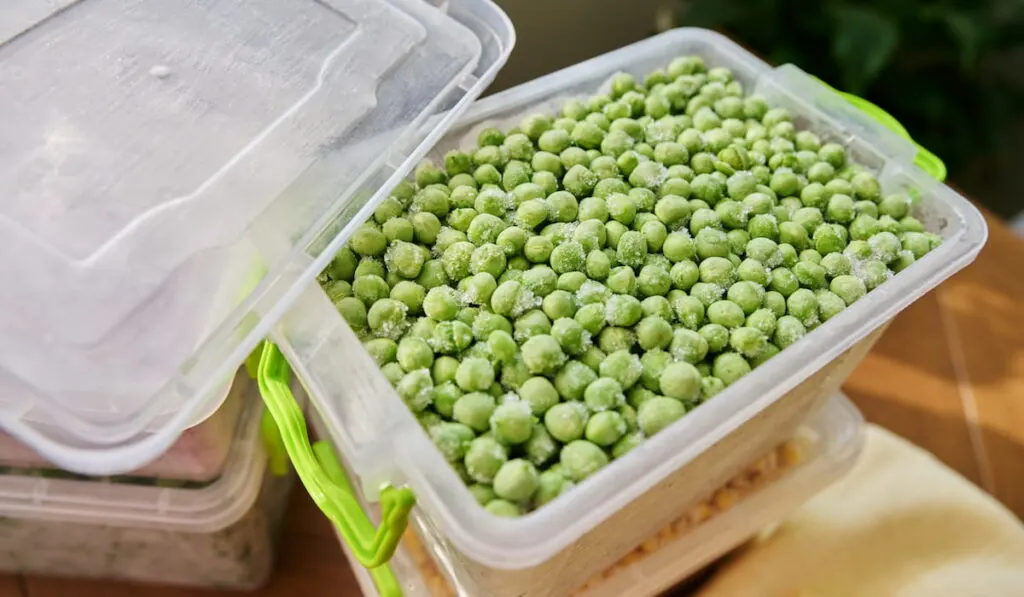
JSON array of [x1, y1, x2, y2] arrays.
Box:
[[584, 377, 625, 412], [868, 231, 902, 263], [737, 258, 770, 286], [516, 199, 548, 229], [382, 217, 415, 244], [534, 470, 569, 507], [689, 207, 720, 235], [793, 261, 827, 289], [590, 155, 621, 180], [769, 267, 800, 297], [390, 280, 427, 314], [729, 326, 768, 358], [430, 422, 474, 465], [901, 232, 932, 260], [778, 243, 799, 267], [521, 266, 558, 298], [605, 267, 635, 296], [490, 401, 535, 445], [523, 423, 558, 467], [493, 459, 539, 502], [654, 195, 692, 228], [472, 311, 512, 341], [414, 187, 451, 217], [541, 290, 577, 321], [470, 243, 507, 278], [745, 308, 777, 337], [660, 178, 692, 200], [524, 236, 555, 264], [697, 323, 729, 353], [611, 431, 645, 459], [820, 252, 852, 278], [663, 233, 697, 263], [325, 280, 353, 303], [778, 220, 810, 250], [550, 241, 586, 274], [423, 286, 462, 321], [748, 213, 779, 240], [707, 299, 746, 329], [605, 294, 643, 328], [667, 328, 707, 364], [690, 282, 725, 307], [636, 350, 670, 393], [581, 346, 607, 374], [826, 193, 855, 224], [638, 397, 686, 436], [545, 402, 588, 443], [548, 191, 580, 222], [816, 289, 847, 321], [517, 377, 558, 417], [397, 337, 433, 372], [560, 439, 609, 482], [364, 338, 398, 367], [450, 185, 478, 209], [432, 380, 460, 417], [521, 114, 554, 141], [551, 317, 588, 355], [851, 172, 882, 202], [442, 242, 474, 281], [695, 227, 730, 259], [353, 275, 390, 306], [699, 256, 736, 287], [407, 317, 437, 341], [381, 362, 405, 386], [326, 248, 359, 282], [453, 392, 496, 432], [586, 411, 627, 447], [629, 161, 668, 192], [397, 369, 434, 412], [637, 265, 672, 297], [855, 200, 879, 219], [350, 227, 388, 257], [616, 230, 648, 268], [467, 213, 508, 246], [491, 280, 537, 318], [878, 193, 911, 219], [584, 249, 612, 281], [500, 356, 532, 391], [563, 165, 599, 198], [818, 143, 846, 169], [575, 303, 608, 336], [469, 484, 496, 506], [462, 272, 497, 306], [554, 360, 599, 402], [763, 290, 787, 318], [606, 193, 637, 225], [636, 316, 673, 351], [432, 354, 461, 385], [673, 294, 706, 330], [641, 296, 674, 320], [658, 362, 700, 402], [485, 499, 521, 518], [712, 352, 752, 386], [522, 334, 567, 375], [599, 349, 643, 389], [456, 357, 495, 392], [367, 299, 408, 339], [830, 274, 867, 305], [411, 212, 442, 246], [434, 321, 477, 354], [726, 281, 763, 315], [475, 187, 508, 216]]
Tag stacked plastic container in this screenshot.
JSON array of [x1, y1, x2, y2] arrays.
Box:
[[1, 0, 987, 595], [264, 25, 986, 597], [0, 0, 513, 589], [0, 369, 299, 589]]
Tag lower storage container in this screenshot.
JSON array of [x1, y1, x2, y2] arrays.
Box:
[[0, 370, 295, 590], [0, 376, 242, 482], [322, 394, 864, 597]]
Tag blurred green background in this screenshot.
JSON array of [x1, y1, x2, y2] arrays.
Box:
[[490, 0, 1024, 219]]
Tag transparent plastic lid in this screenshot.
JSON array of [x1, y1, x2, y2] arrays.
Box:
[[0, 0, 511, 473]]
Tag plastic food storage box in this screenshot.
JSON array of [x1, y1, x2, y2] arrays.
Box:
[[265, 27, 987, 597], [322, 395, 864, 597], [0, 370, 296, 590], [0, 378, 241, 481], [0, 0, 513, 475]]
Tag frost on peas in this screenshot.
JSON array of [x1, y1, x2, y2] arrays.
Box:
[[670, 328, 710, 364], [599, 349, 643, 389], [545, 402, 589, 443], [560, 439, 610, 481]]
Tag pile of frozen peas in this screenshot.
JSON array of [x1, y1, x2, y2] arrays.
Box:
[[319, 55, 940, 517]]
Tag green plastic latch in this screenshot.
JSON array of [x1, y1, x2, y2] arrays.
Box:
[[257, 342, 415, 573], [315, 441, 405, 597], [816, 77, 947, 183]]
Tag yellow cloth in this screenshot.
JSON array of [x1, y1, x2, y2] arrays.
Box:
[[695, 425, 1024, 597]]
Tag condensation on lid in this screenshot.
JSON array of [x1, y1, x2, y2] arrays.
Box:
[[0, 0, 507, 471]]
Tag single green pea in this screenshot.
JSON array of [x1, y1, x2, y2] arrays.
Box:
[[464, 435, 509, 484], [485, 499, 522, 518], [599, 349, 643, 389], [637, 396, 686, 436], [712, 352, 752, 386], [560, 439, 610, 481], [793, 261, 827, 290], [544, 401, 588, 443], [551, 317, 588, 356], [492, 459, 540, 502], [364, 338, 398, 367]]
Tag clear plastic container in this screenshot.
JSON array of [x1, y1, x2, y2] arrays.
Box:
[[0, 377, 241, 481], [324, 395, 865, 597], [0, 370, 296, 589], [0, 0, 513, 475], [268, 28, 986, 597]]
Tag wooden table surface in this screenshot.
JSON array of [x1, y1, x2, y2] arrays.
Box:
[[2, 211, 1021, 597]]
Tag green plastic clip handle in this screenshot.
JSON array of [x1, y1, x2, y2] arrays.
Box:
[[257, 342, 416, 571], [314, 440, 405, 597], [814, 77, 947, 183]]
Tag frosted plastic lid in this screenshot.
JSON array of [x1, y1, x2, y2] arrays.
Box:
[[0, 0, 510, 473]]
